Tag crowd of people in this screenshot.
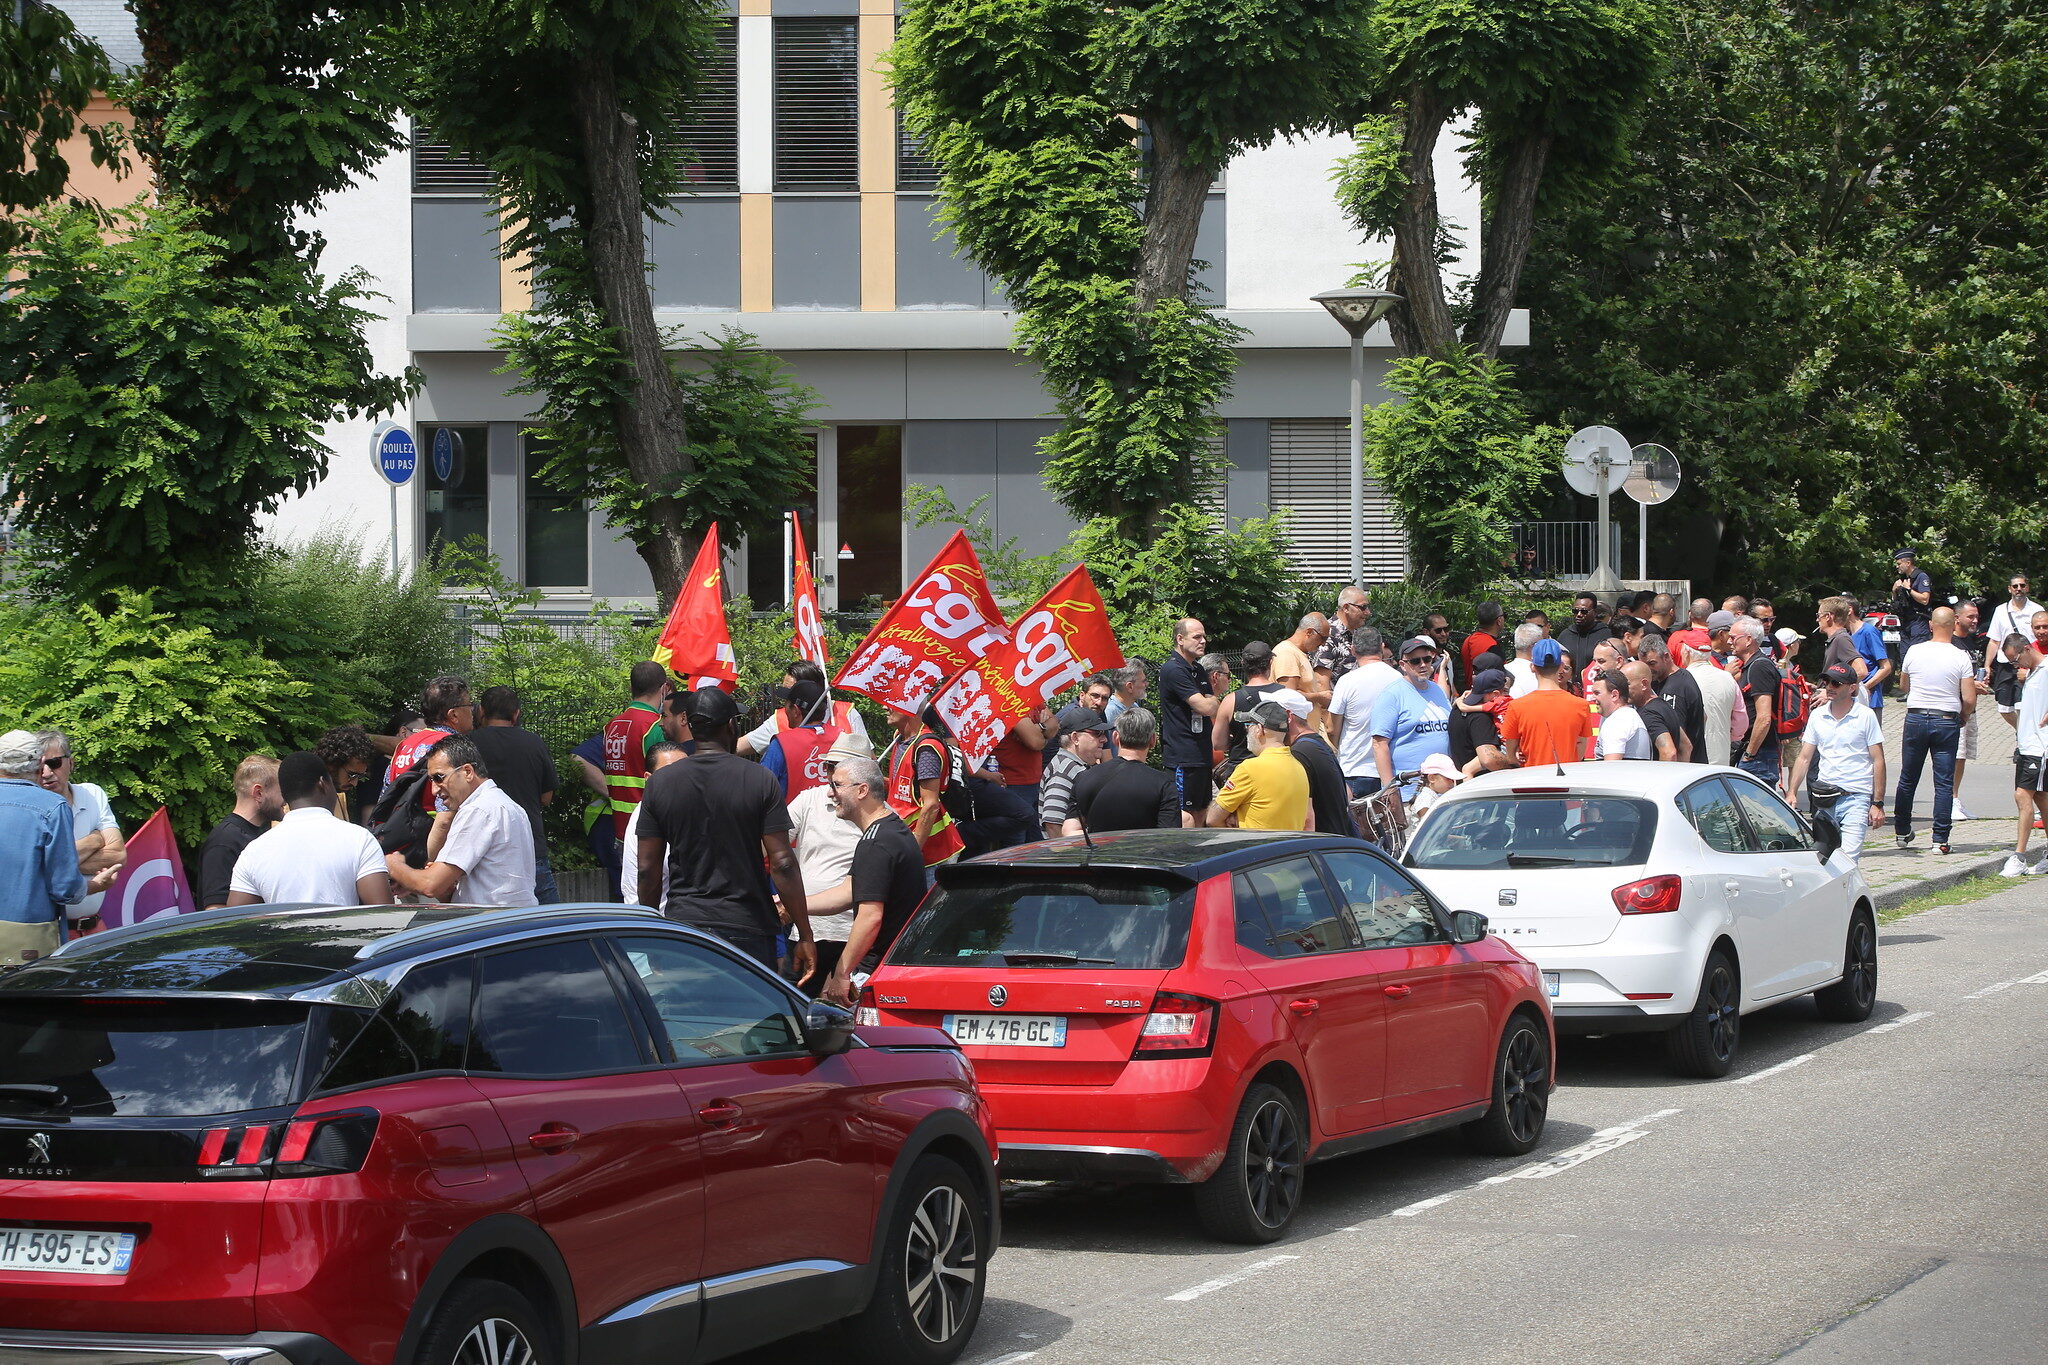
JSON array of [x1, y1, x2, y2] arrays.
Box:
[[7, 545, 2047, 982]]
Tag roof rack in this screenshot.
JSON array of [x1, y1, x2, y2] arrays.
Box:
[[352, 902, 664, 961]]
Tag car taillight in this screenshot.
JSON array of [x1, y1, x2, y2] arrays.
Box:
[[195, 1110, 379, 1179], [855, 984, 879, 1027], [1131, 991, 1219, 1058], [1613, 874, 1682, 914]]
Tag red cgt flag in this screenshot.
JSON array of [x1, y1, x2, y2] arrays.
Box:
[[97, 807, 197, 930], [834, 529, 1008, 714], [930, 564, 1125, 766], [790, 514, 830, 669], [652, 523, 738, 688]]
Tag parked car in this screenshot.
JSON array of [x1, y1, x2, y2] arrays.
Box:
[[0, 903, 997, 1365], [861, 830, 1553, 1243], [1404, 763, 1878, 1077]]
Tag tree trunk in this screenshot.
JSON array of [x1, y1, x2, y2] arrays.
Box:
[[1463, 130, 1553, 357], [1386, 89, 1458, 358], [567, 49, 698, 602]]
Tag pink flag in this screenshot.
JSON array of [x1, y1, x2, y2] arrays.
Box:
[[99, 807, 198, 929]]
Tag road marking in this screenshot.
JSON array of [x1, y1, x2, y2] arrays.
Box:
[[986, 1353, 1039, 1365], [2021, 969, 2048, 985], [1964, 979, 2017, 1000], [1165, 1253, 1300, 1302], [1733, 1053, 1815, 1085], [1373, 1108, 1684, 1222], [1866, 1010, 1931, 1034]]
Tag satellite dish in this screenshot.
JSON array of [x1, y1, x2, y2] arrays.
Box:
[[1563, 426, 1631, 497], [1626, 443, 1681, 505]]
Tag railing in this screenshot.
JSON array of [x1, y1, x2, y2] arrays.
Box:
[[1509, 521, 1623, 581]]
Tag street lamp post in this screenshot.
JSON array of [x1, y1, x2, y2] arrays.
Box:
[[1311, 288, 1403, 586]]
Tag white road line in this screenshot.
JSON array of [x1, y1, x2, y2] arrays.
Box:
[[1373, 1108, 1684, 1222], [985, 1353, 1040, 1365], [1733, 1053, 1815, 1085], [1964, 979, 2017, 1000], [1866, 1010, 1932, 1034], [1165, 1254, 1300, 1302], [2021, 969, 2048, 985]]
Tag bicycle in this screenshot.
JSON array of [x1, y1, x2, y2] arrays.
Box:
[[1350, 770, 1423, 856]]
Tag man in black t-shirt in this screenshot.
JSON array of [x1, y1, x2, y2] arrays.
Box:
[[1625, 661, 1686, 761], [1448, 670, 1513, 777], [1641, 637, 1707, 763], [638, 688, 813, 979], [467, 686, 562, 902], [1159, 618, 1229, 824], [1278, 690, 1354, 836], [1067, 708, 1184, 834], [1731, 620, 1782, 783], [198, 754, 283, 909], [821, 755, 928, 1005]]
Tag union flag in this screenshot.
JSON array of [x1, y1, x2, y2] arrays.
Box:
[[652, 523, 738, 688]]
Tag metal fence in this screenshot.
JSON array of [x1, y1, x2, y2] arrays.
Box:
[[1509, 521, 1624, 581]]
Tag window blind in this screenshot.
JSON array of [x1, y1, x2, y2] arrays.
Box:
[[411, 126, 493, 195], [1268, 419, 1407, 581], [670, 20, 738, 191], [898, 118, 942, 191], [774, 17, 859, 192]]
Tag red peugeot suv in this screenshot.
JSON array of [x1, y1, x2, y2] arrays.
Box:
[[0, 903, 998, 1365], [864, 830, 1553, 1242]]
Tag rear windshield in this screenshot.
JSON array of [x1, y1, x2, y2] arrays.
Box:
[[0, 1000, 314, 1118], [890, 876, 1194, 970], [1406, 796, 1658, 870]]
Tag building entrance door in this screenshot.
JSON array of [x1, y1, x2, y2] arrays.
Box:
[[742, 425, 901, 613]]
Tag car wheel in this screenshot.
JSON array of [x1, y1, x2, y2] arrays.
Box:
[[1193, 1082, 1306, 1244], [1664, 948, 1740, 1078], [1463, 1013, 1551, 1156], [1813, 910, 1878, 1022], [412, 1279, 552, 1365], [844, 1155, 987, 1365]]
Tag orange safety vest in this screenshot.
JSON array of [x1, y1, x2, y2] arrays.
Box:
[[602, 703, 663, 839], [887, 733, 964, 867]]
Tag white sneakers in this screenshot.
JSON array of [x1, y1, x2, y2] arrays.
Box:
[[1951, 800, 1972, 821], [2001, 851, 2048, 877]]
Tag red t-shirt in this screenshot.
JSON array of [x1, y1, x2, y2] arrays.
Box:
[[1461, 630, 1499, 675], [991, 728, 1046, 787]]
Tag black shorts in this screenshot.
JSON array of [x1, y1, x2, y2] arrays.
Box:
[[1171, 765, 1214, 813], [2018, 754, 2048, 793], [1993, 660, 2020, 708]]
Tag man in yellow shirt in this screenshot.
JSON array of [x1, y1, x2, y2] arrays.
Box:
[[1208, 702, 1310, 831]]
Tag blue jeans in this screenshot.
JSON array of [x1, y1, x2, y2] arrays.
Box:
[[1826, 791, 1874, 867], [1738, 750, 1780, 786], [1346, 776, 1382, 799], [1895, 710, 1961, 842], [533, 852, 560, 905]]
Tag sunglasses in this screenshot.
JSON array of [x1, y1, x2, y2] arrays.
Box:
[[41, 755, 66, 771], [426, 769, 461, 785], [1405, 654, 1439, 666]]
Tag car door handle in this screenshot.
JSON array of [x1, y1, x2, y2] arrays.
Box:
[[1287, 998, 1320, 1016], [1383, 984, 1413, 1000], [1723, 880, 1742, 898], [697, 1099, 743, 1128], [526, 1123, 580, 1153], [1779, 869, 1796, 886]]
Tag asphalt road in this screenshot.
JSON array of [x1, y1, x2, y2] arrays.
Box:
[[741, 877, 2048, 1365]]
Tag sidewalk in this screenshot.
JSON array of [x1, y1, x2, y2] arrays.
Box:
[[1851, 694, 2024, 911]]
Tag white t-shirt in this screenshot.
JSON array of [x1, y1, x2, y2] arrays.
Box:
[[1329, 660, 1400, 777], [1597, 706, 1652, 760], [1902, 640, 1972, 714], [1800, 704, 1884, 793], [620, 798, 667, 905], [787, 783, 860, 941], [743, 705, 869, 757], [438, 780, 536, 907], [230, 807, 387, 906], [66, 781, 120, 919], [1688, 661, 1741, 760], [2016, 667, 2048, 760], [1506, 658, 1537, 699], [1986, 598, 2044, 650]]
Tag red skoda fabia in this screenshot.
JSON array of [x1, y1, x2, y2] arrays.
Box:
[[0, 903, 997, 1365], [863, 830, 1554, 1241]]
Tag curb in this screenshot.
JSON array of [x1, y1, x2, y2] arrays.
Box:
[[1869, 853, 2008, 914]]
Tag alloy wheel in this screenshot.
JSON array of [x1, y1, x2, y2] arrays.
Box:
[[1502, 1025, 1550, 1145], [905, 1184, 980, 1344], [1705, 964, 1739, 1061], [1843, 918, 1877, 1010], [1244, 1098, 1305, 1229], [454, 1318, 535, 1365]]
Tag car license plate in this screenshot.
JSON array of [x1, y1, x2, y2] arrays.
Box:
[[0, 1228, 136, 1275], [1543, 972, 1561, 998], [942, 1013, 1067, 1047]]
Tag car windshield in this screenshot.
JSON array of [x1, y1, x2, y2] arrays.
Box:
[[0, 999, 313, 1118], [890, 874, 1194, 970], [1406, 795, 1658, 870]]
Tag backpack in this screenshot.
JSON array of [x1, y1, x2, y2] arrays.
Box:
[[366, 764, 436, 867], [1775, 673, 1811, 737]]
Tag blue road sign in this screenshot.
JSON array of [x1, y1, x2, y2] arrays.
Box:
[[375, 424, 417, 486], [432, 426, 464, 483]]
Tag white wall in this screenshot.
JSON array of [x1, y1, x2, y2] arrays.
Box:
[[263, 126, 418, 564]]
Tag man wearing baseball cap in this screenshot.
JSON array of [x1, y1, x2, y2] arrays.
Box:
[[1039, 704, 1112, 837], [784, 730, 875, 994], [1784, 664, 1886, 868], [1209, 701, 1309, 831], [1368, 636, 1455, 798], [1271, 686, 1353, 835], [1450, 668, 1515, 778], [1501, 638, 1597, 766]]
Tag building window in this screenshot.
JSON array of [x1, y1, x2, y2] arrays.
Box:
[[898, 118, 941, 191], [1267, 419, 1405, 581], [411, 125, 494, 195], [522, 434, 589, 590], [773, 17, 858, 192], [672, 20, 738, 191], [421, 424, 490, 561], [836, 425, 903, 607]]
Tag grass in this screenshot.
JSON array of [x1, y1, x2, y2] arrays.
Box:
[[1879, 873, 2023, 924]]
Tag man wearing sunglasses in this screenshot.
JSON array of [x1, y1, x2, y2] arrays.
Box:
[[384, 735, 536, 908], [35, 730, 123, 927], [1368, 636, 1454, 800], [230, 752, 394, 907], [1987, 574, 2043, 727], [0, 729, 89, 964]]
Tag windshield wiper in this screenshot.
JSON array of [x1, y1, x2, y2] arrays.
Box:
[[1000, 951, 1116, 966], [0, 1084, 68, 1109], [1505, 854, 1581, 867]]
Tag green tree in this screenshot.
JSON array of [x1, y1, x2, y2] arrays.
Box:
[[1515, 0, 2048, 593], [0, 0, 123, 252], [893, 0, 1376, 537]]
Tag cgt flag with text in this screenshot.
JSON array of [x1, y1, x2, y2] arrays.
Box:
[[834, 530, 1008, 714], [931, 565, 1125, 766], [790, 514, 830, 669]]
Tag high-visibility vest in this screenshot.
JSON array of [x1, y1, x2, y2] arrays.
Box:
[[602, 703, 663, 839], [887, 733, 963, 867], [770, 702, 853, 802]]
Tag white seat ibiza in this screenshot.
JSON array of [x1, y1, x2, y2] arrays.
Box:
[[1402, 762, 1877, 1077]]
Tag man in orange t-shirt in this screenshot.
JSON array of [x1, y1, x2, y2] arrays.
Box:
[[1500, 639, 1597, 766]]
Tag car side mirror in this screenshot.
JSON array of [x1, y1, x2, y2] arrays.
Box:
[[1448, 910, 1490, 944], [804, 999, 857, 1057], [1811, 808, 1842, 864]]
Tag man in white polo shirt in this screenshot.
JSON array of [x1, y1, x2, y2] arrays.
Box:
[[384, 735, 537, 907], [228, 752, 394, 907], [1785, 665, 1886, 869]]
